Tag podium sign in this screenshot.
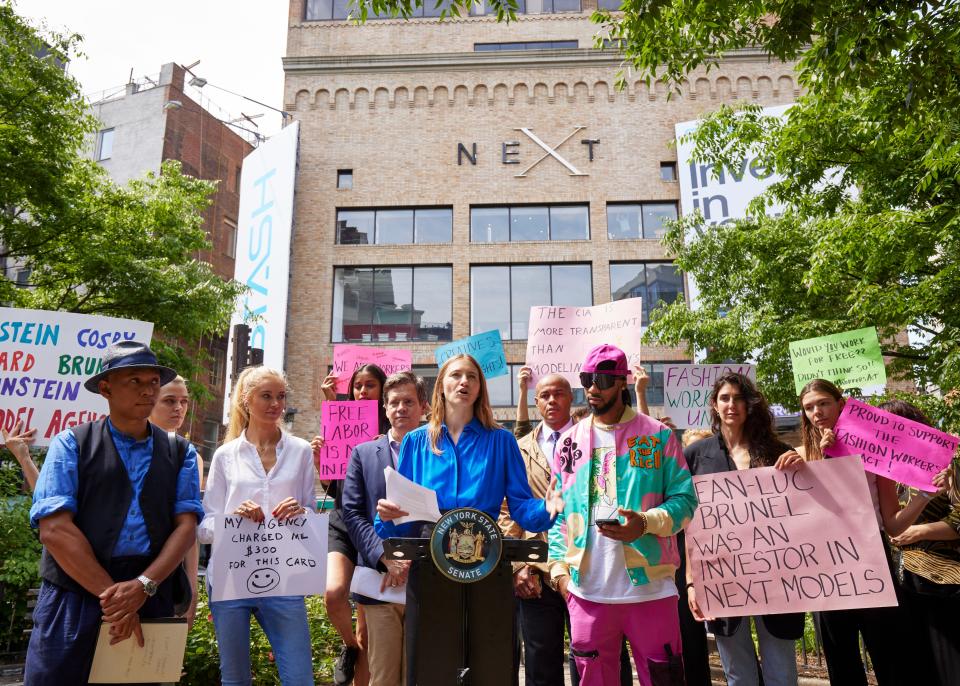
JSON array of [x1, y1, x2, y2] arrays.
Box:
[[430, 509, 503, 583]]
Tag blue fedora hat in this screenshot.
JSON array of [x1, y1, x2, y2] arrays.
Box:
[[84, 340, 178, 393]]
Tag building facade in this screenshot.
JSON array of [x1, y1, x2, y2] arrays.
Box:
[[281, 0, 799, 433], [88, 63, 253, 457]]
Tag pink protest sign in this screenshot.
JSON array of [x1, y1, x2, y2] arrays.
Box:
[[825, 397, 958, 491], [686, 458, 897, 618], [318, 400, 378, 480], [331, 345, 413, 394], [524, 299, 643, 388]]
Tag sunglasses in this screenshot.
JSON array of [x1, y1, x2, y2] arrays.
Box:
[[579, 372, 622, 390]]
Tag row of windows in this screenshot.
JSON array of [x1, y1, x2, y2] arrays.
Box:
[[330, 262, 685, 343], [474, 41, 578, 51], [305, 0, 595, 21], [334, 202, 678, 245]]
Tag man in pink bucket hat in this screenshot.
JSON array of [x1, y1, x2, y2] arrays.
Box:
[[546, 343, 698, 685]]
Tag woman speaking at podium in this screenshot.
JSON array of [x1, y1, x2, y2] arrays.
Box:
[[376, 354, 564, 685]]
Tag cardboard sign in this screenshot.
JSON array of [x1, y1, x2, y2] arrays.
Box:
[[525, 299, 643, 388], [687, 459, 898, 617], [789, 327, 886, 394], [211, 513, 328, 601], [825, 397, 958, 491], [0, 308, 153, 446], [332, 345, 413, 394], [434, 330, 508, 379], [663, 364, 756, 429], [318, 400, 378, 479]]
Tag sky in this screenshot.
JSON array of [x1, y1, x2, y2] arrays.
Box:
[[15, 0, 290, 136]]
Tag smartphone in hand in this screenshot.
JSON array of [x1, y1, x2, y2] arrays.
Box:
[[595, 518, 620, 527]]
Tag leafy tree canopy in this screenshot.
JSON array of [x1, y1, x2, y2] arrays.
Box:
[[1, 5, 244, 390]]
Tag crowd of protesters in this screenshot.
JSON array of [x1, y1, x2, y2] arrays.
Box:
[[5, 339, 958, 686]]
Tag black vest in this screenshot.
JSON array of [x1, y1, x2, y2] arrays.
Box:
[[40, 418, 187, 595]]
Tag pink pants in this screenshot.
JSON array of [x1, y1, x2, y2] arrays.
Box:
[[566, 593, 682, 686]]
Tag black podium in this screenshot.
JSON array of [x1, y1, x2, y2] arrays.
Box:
[[385, 508, 547, 686]]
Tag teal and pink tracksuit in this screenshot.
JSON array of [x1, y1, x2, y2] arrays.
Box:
[[548, 407, 698, 685]]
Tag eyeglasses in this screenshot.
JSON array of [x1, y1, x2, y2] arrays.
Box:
[[578, 372, 621, 390]]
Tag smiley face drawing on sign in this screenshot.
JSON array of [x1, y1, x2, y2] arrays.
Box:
[[246, 567, 281, 594]]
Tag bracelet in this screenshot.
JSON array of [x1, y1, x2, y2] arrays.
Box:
[[637, 512, 648, 537], [685, 582, 695, 592]]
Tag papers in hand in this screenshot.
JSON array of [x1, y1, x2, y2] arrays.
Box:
[[384, 466, 441, 525], [350, 565, 407, 604], [88, 618, 188, 683]]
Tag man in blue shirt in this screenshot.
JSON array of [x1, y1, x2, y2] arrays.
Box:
[[24, 341, 203, 686]]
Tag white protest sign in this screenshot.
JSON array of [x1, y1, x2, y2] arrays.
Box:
[[211, 513, 328, 601], [664, 364, 756, 429], [0, 308, 153, 445], [525, 299, 643, 388]]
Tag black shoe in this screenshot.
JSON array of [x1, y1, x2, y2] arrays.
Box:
[[334, 644, 359, 685]]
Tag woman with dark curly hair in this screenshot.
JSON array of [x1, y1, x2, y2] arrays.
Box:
[[683, 372, 803, 686]]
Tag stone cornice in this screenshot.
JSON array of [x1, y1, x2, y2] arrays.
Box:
[[283, 47, 773, 75]]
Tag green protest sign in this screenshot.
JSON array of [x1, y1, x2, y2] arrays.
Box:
[[788, 327, 886, 394]]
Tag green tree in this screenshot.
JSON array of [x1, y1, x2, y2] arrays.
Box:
[[1, 5, 244, 382]]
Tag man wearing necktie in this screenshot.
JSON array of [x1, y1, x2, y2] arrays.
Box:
[[500, 368, 574, 686]]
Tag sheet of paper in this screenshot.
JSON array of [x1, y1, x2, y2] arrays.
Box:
[[349, 565, 407, 604], [384, 466, 441, 525], [88, 618, 188, 683]]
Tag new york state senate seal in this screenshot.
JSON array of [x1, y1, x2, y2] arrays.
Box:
[[430, 508, 503, 583]]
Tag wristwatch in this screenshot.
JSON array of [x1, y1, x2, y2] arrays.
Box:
[[137, 575, 158, 597]]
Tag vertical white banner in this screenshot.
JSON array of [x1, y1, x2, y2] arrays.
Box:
[[675, 104, 789, 315], [224, 122, 300, 421]]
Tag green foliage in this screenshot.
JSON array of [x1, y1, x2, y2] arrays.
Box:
[[0, 450, 43, 653], [1, 8, 245, 377], [182, 587, 340, 685]]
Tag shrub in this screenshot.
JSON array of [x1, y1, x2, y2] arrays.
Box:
[[182, 586, 340, 685]]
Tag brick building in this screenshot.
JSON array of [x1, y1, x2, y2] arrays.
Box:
[[280, 0, 799, 435], [88, 63, 253, 458]]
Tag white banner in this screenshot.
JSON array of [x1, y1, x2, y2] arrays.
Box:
[[675, 104, 790, 314], [0, 308, 153, 445], [225, 122, 300, 421], [663, 363, 756, 429], [211, 512, 328, 601]]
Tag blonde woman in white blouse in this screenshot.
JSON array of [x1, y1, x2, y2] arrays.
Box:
[[199, 367, 317, 686]]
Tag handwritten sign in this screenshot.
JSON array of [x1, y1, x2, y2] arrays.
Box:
[[212, 513, 328, 601], [525, 299, 643, 388], [789, 327, 886, 394], [686, 459, 897, 617], [332, 345, 413, 394], [319, 400, 378, 479], [664, 364, 756, 429], [434, 330, 508, 379], [0, 308, 153, 446], [825, 397, 958, 491]]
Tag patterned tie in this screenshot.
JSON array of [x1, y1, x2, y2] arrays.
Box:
[[550, 431, 562, 459]]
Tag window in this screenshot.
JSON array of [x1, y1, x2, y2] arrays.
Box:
[[471, 205, 589, 243], [469, 0, 580, 15], [332, 266, 453, 343], [306, 0, 454, 19], [597, 0, 622, 9], [211, 346, 226, 390], [660, 162, 678, 182], [471, 264, 592, 339], [337, 169, 353, 189], [234, 166, 242, 193], [610, 262, 685, 325], [606, 202, 678, 240], [15, 268, 31, 287], [474, 41, 579, 51], [336, 208, 452, 245], [223, 218, 237, 259], [97, 128, 115, 161]]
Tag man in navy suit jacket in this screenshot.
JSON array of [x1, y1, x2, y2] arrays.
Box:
[[342, 371, 429, 686]]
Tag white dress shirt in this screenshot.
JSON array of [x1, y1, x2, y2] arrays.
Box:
[[198, 430, 317, 547]]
